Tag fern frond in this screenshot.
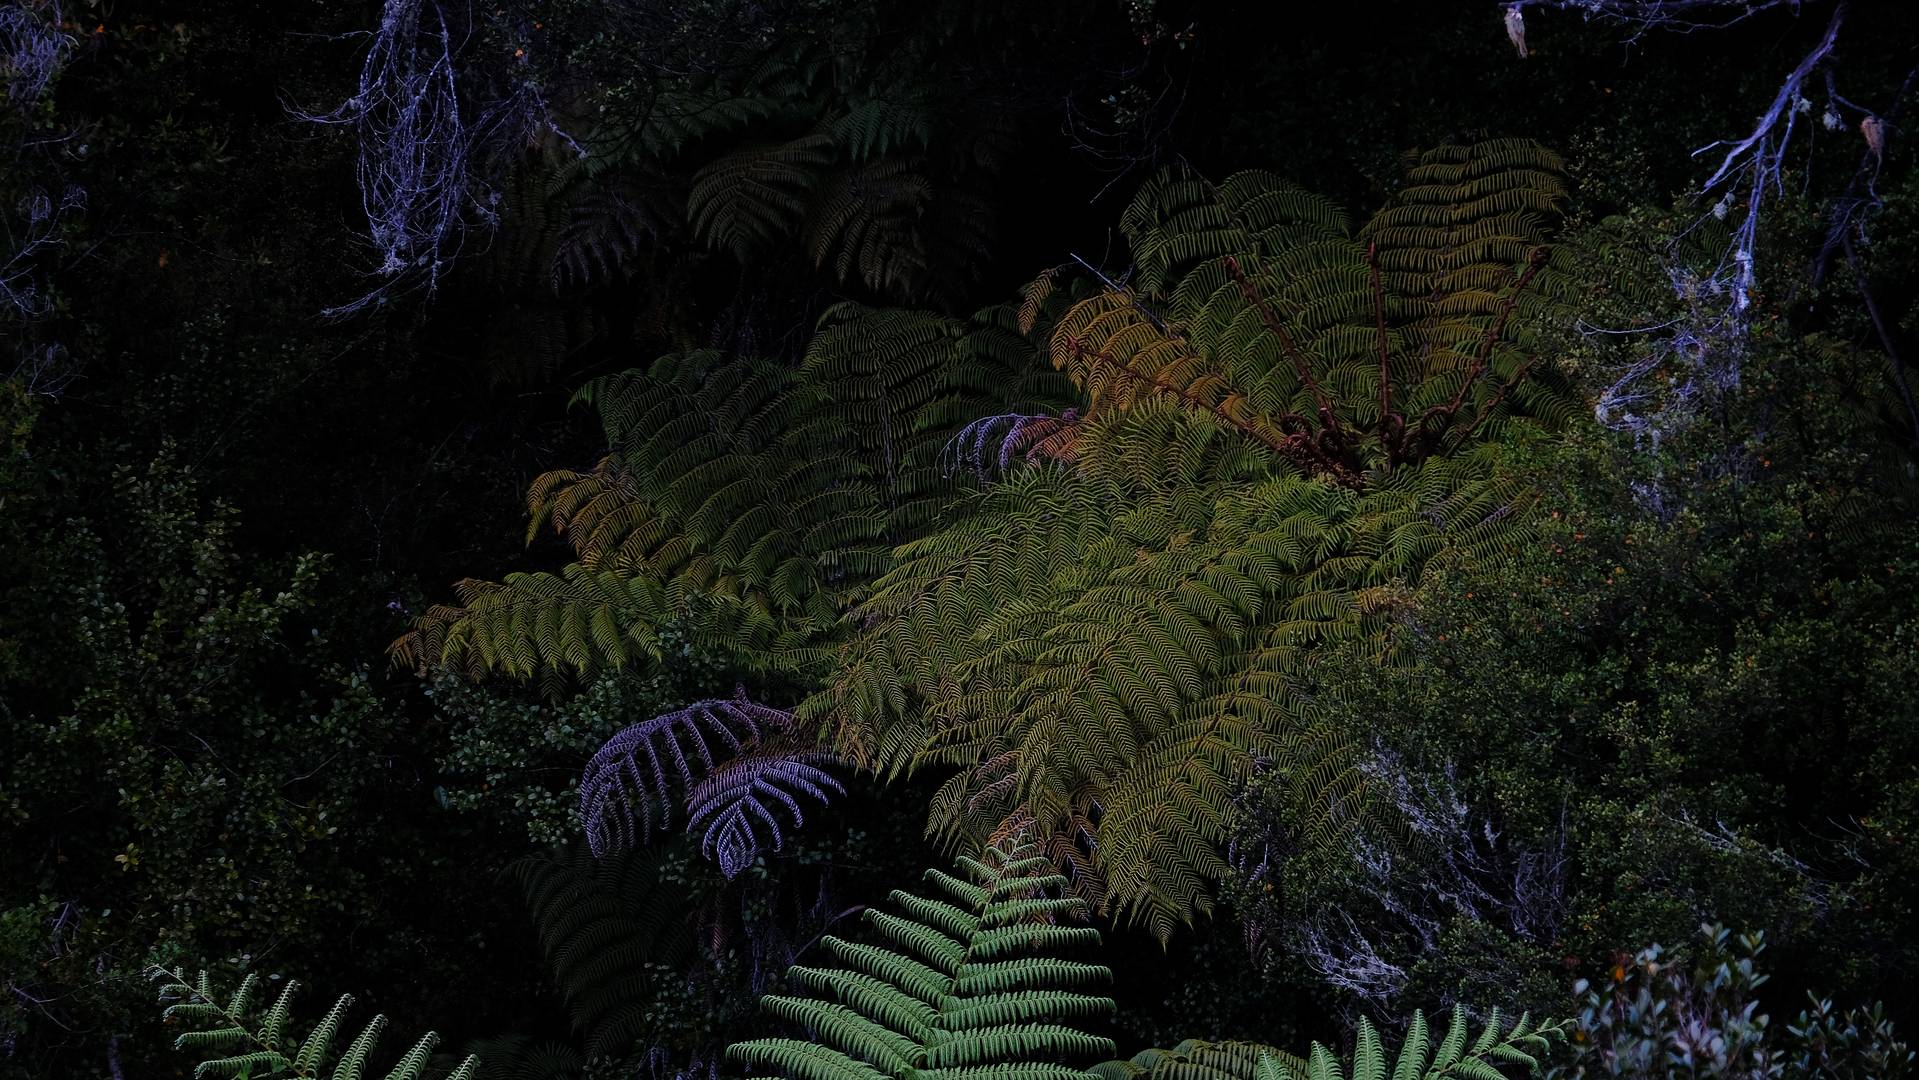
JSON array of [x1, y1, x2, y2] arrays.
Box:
[[1262, 1010, 1566, 1080], [404, 303, 1071, 685], [511, 848, 702, 1056], [686, 749, 847, 876], [150, 967, 478, 1080], [391, 566, 673, 681], [833, 96, 935, 159], [580, 694, 843, 875], [1104, 1010, 1564, 1080], [729, 835, 1117, 1080], [689, 131, 835, 259]]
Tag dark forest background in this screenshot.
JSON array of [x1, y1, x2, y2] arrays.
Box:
[[6, 1, 1919, 1078]]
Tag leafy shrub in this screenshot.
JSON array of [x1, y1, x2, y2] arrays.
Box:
[[1547, 926, 1913, 1080]]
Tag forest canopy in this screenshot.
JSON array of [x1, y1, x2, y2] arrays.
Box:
[[4, 2, 1919, 1079]]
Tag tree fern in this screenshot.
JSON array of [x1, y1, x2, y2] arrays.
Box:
[[728, 834, 1118, 1080], [808, 142, 1573, 939], [150, 967, 478, 1080], [406, 141, 1574, 940]]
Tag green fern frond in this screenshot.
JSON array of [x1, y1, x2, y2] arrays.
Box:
[[1120, 167, 1352, 297], [1261, 1010, 1566, 1080], [150, 967, 478, 1080], [402, 302, 1072, 684], [833, 96, 935, 160], [689, 131, 836, 259], [1104, 1010, 1565, 1080], [729, 835, 1117, 1080], [391, 566, 675, 682], [512, 848, 702, 1057]]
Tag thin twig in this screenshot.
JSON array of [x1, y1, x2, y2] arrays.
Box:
[[1843, 234, 1919, 452]]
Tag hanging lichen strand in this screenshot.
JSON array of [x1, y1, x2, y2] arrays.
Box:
[[1, 0, 71, 104], [296, 0, 566, 314]]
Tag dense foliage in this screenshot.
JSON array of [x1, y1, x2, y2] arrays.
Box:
[[5, 2, 1919, 1079]]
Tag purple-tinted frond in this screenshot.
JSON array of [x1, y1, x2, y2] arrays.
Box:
[[686, 753, 844, 878], [942, 409, 1081, 478], [579, 696, 795, 858]]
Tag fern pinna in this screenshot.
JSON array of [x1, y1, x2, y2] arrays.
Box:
[[1100, 1010, 1566, 1080], [729, 834, 1118, 1080], [150, 967, 477, 1079], [811, 141, 1578, 941]]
